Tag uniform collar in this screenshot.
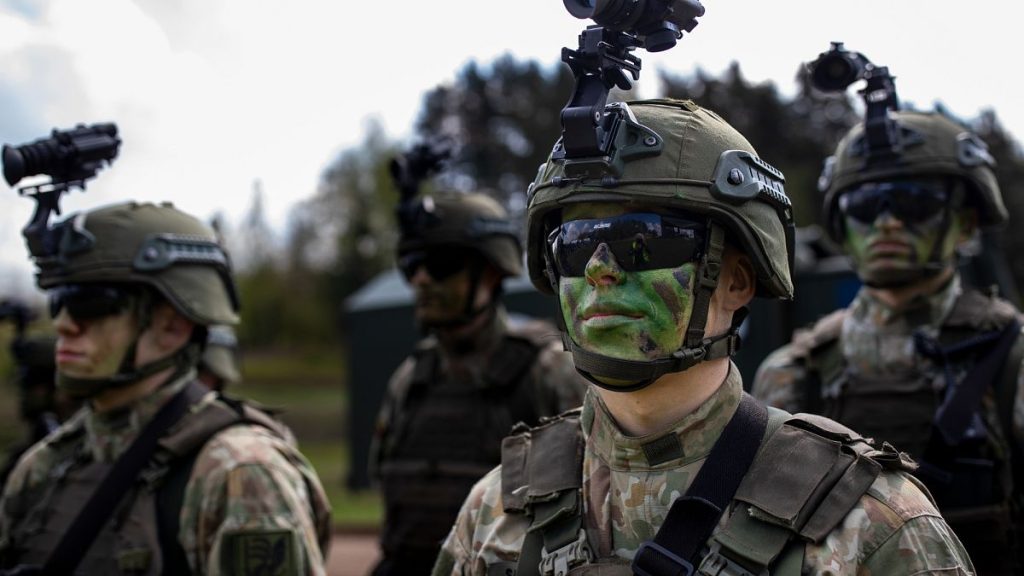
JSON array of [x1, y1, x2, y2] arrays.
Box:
[[851, 273, 961, 328], [580, 363, 743, 471], [83, 369, 196, 463]]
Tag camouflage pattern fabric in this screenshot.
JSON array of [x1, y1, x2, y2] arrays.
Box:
[[432, 365, 974, 574], [753, 274, 1024, 442], [0, 371, 330, 575]]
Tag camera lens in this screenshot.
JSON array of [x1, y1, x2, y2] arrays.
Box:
[[2, 145, 26, 186], [810, 51, 866, 92], [563, 0, 598, 19]]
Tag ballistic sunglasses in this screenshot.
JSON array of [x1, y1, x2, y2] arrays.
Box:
[[838, 180, 950, 225], [548, 212, 706, 278], [48, 284, 137, 321], [398, 248, 476, 281]]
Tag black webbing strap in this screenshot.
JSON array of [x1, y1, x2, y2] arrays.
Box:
[[632, 394, 769, 576], [42, 382, 198, 576], [928, 319, 1023, 446]]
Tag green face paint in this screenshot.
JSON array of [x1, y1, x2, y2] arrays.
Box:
[[843, 208, 961, 285], [557, 203, 698, 362]]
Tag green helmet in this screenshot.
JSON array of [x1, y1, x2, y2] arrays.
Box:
[[397, 191, 522, 278], [820, 110, 1006, 244], [35, 201, 239, 326], [32, 201, 239, 397], [527, 99, 795, 387]]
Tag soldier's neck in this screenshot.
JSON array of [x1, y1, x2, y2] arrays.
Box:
[[436, 305, 499, 354], [90, 367, 175, 414], [866, 266, 954, 311], [595, 357, 729, 437]]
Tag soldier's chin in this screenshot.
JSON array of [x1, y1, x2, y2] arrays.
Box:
[[859, 263, 929, 288]]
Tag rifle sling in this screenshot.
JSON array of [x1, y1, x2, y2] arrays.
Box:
[[42, 381, 202, 576], [632, 394, 768, 576]]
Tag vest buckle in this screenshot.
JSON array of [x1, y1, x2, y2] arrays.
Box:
[[540, 529, 592, 576], [697, 542, 763, 576], [633, 541, 694, 576]]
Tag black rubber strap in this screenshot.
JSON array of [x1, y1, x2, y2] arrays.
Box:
[[633, 394, 768, 576], [42, 381, 198, 576]]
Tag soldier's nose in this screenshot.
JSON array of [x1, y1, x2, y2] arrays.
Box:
[[585, 243, 625, 287]]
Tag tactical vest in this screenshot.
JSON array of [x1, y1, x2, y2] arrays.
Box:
[[498, 401, 914, 576], [377, 332, 548, 563], [794, 288, 1024, 573], [1, 381, 328, 575]]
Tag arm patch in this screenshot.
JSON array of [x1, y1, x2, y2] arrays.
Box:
[[221, 529, 298, 576]]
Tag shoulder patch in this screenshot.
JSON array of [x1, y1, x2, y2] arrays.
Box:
[[221, 529, 298, 576]]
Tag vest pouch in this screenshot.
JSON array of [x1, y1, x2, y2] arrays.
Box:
[[829, 371, 938, 456], [920, 457, 997, 509]]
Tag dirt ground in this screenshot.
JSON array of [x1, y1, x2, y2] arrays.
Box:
[[328, 532, 381, 576]]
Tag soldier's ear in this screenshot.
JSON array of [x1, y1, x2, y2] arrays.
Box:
[[716, 246, 756, 313]]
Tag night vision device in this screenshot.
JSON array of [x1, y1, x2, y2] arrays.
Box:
[[2, 123, 121, 260]]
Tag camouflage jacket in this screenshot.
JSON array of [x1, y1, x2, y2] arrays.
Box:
[[752, 274, 1024, 454], [433, 365, 974, 575], [0, 371, 331, 575]]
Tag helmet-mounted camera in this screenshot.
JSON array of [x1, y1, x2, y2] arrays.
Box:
[[3, 123, 121, 260]]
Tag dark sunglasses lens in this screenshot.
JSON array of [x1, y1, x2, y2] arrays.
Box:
[[550, 213, 704, 277], [399, 250, 468, 281], [49, 285, 133, 321], [840, 182, 948, 224]]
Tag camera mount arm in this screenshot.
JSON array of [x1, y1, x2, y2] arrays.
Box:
[[559, 27, 642, 159]]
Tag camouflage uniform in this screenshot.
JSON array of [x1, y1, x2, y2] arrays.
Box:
[[434, 99, 974, 575], [435, 367, 973, 575], [373, 189, 586, 574], [0, 370, 331, 575], [0, 202, 331, 575]]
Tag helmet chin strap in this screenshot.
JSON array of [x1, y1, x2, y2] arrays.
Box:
[[556, 223, 745, 391]]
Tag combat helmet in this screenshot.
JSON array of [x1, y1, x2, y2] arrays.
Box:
[[820, 110, 1006, 245], [33, 201, 239, 396], [527, 99, 795, 388], [397, 191, 523, 278]]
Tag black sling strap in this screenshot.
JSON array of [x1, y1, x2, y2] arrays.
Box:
[[42, 381, 200, 576], [632, 394, 768, 576]]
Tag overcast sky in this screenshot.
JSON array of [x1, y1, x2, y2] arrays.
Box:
[[0, 0, 1020, 294]]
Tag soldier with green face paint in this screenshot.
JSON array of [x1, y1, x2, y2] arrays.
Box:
[[753, 47, 1023, 574], [432, 97, 974, 576], [0, 200, 331, 575], [370, 181, 587, 575]]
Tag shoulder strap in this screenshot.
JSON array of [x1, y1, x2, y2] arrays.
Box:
[[631, 394, 768, 576], [42, 380, 205, 576], [790, 311, 847, 414]]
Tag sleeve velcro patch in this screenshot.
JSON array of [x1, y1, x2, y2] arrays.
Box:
[[221, 529, 298, 576]]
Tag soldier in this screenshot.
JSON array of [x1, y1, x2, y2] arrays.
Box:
[[752, 106, 1022, 571], [433, 99, 974, 575], [0, 202, 332, 575], [198, 325, 242, 392], [370, 191, 587, 575]]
